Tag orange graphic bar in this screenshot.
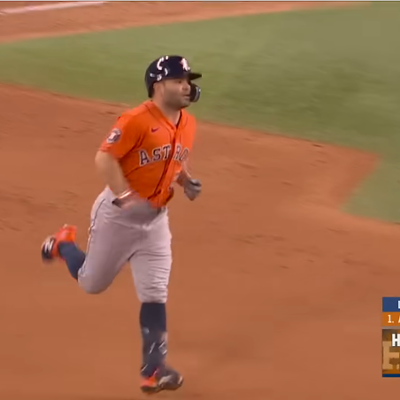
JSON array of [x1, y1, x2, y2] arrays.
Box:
[[382, 312, 400, 327]]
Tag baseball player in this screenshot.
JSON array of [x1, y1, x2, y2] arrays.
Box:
[[41, 55, 202, 394]]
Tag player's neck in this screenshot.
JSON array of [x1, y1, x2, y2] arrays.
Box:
[[152, 99, 181, 126]]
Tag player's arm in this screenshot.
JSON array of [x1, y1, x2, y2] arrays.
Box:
[[95, 151, 129, 196], [176, 117, 201, 200], [177, 160, 202, 201], [176, 160, 191, 186], [96, 116, 142, 207]]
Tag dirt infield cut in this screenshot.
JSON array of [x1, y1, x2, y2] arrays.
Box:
[[0, 2, 398, 400], [0, 1, 366, 42]]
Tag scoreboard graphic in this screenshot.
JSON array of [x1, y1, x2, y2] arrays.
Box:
[[382, 297, 400, 377]]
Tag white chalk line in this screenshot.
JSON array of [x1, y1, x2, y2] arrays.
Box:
[[0, 1, 106, 16]]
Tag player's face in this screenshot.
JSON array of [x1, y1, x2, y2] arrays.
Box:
[[161, 78, 192, 109]]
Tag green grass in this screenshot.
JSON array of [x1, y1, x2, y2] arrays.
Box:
[[1, 3, 400, 221]]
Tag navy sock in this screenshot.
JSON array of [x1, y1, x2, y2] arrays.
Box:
[[58, 242, 86, 280], [140, 302, 167, 331], [140, 303, 167, 376]]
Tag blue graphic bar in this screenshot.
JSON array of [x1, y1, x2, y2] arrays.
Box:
[[382, 297, 400, 312], [383, 374, 400, 377]]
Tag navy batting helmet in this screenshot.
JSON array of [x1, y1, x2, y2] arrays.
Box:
[[144, 55, 202, 103]]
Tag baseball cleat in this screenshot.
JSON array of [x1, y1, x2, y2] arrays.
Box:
[[41, 224, 77, 261], [140, 366, 183, 394]]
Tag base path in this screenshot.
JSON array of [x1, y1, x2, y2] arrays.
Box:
[[0, 2, 397, 400]]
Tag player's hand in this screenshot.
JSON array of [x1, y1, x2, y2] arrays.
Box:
[[112, 189, 141, 209], [183, 178, 202, 201]]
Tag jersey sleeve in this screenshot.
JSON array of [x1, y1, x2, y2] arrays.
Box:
[[99, 113, 143, 159]]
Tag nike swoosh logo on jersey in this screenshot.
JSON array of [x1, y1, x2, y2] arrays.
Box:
[[151, 127, 159, 133]]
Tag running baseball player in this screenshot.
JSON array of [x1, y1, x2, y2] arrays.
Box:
[[41, 55, 202, 394]]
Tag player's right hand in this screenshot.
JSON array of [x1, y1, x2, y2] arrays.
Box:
[[112, 189, 141, 209]]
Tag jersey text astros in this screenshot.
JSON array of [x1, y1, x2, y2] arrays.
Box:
[[99, 100, 196, 208]]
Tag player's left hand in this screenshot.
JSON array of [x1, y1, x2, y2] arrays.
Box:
[[183, 178, 202, 201]]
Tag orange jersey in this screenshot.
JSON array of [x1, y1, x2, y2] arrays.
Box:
[[99, 100, 197, 208]]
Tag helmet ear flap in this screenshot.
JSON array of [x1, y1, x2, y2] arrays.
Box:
[[190, 83, 201, 103], [148, 84, 154, 98]]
